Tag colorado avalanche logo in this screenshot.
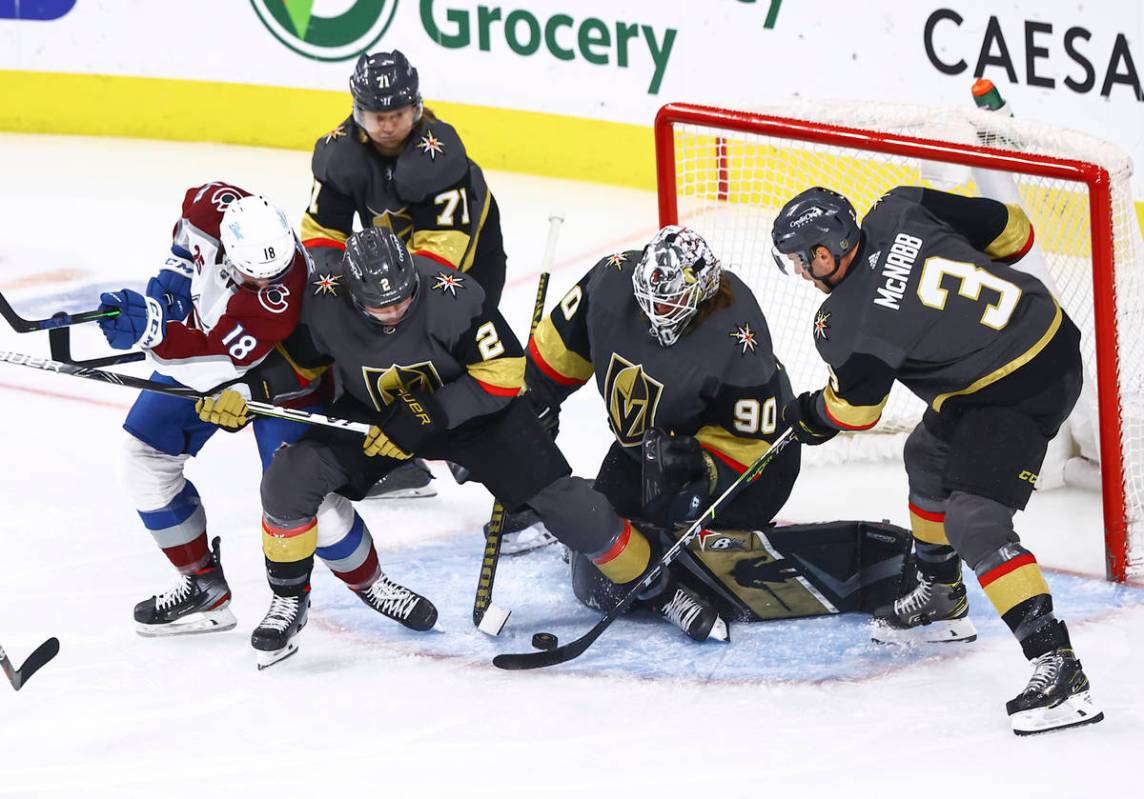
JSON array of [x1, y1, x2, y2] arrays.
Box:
[[258, 284, 290, 315]]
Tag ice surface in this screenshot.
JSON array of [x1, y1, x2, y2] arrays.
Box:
[[0, 134, 1141, 797]]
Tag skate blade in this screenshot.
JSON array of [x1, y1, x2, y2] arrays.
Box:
[[1010, 691, 1105, 736], [871, 617, 977, 645], [255, 642, 299, 670], [707, 616, 730, 643], [500, 527, 558, 557], [364, 484, 438, 500], [135, 607, 237, 637]]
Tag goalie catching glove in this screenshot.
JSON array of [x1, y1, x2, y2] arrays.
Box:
[[363, 389, 446, 459], [782, 391, 839, 446]]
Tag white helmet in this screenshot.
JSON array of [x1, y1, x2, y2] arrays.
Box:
[[219, 195, 296, 281], [632, 226, 721, 347]]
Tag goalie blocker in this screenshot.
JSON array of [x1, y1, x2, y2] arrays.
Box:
[[572, 520, 911, 622]]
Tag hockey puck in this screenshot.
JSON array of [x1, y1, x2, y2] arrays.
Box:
[[531, 632, 558, 651]]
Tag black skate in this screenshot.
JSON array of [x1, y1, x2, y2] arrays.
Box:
[[483, 508, 557, 556], [871, 571, 977, 644], [648, 582, 728, 643], [134, 537, 236, 637], [251, 593, 310, 670], [1007, 646, 1104, 735], [355, 572, 438, 631], [364, 458, 437, 500]]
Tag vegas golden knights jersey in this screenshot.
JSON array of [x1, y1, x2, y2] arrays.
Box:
[[811, 186, 1081, 430], [301, 115, 492, 274], [528, 251, 794, 490], [281, 256, 523, 429]]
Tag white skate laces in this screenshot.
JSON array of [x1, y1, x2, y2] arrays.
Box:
[[1024, 652, 1062, 696], [155, 575, 194, 611], [260, 595, 301, 632], [661, 588, 704, 632], [364, 576, 420, 620], [894, 577, 934, 618]]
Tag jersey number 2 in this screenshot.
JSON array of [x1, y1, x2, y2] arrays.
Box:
[[917, 257, 1022, 330], [475, 321, 505, 360]]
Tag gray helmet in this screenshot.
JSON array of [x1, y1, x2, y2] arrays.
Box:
[[771, 187, 860, 279], [632, 225, 721, 347], [342, 228, 418, 319]]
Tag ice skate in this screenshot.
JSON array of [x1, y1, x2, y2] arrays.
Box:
[[134, 537, 237, 637], [1007, 646, 1104, 735], [648, 582, 728, 643], [364, 458, 437, 500], [252, 593, 310, 670], [871, 571, 977, 644], [355, 572, 438, 631], [484, 508, 557, 556]]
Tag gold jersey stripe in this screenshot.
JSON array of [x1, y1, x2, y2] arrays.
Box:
[[531, 317, 594, 383], [980, 561, 1051, 616], [300, 213, 349, 245], [458, 192, 492, 272], [411, 229, 470, 269], [985, 204, 1033, 259], [695, 424, 769, 471], [823, 384, 887, 429], [933, 299, 1062, 412], [466, 356, 525, 394], [593, 524, 651, 584], [909, 510, 949, 545], [275, 343, 329, 382]]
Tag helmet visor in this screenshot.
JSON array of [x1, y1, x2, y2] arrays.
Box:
[[771, 244, 809, 277]]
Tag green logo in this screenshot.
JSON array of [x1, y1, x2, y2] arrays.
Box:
[[251, 0, 399, 62]]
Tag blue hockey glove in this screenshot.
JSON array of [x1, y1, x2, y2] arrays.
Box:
[[145, 253, 194, 322], [97, 288, 167, 350]]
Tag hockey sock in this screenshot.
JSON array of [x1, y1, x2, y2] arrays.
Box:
[[317, 512, 381, 591], [262, 514, 318, 596], [265, 556, 314, 598], [589, 520, 651, 584], [975, 545, 1059, 657], [915, 541, 961, 582], [138, 482, 209, 573]]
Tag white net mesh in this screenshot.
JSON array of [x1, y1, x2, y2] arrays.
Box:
[[662, 101, 1144, 580]]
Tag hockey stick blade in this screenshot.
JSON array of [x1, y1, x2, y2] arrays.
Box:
[[0, 290, 117, 333], [492, 428, 796, 670], [0, 637, 60, 691]]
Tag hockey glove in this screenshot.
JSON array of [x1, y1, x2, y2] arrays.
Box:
[[144, 253, 194, 323], [373, 389, 447, 455], [782, 391, 839, 446], [641, 429, 715, 527], [97, 288, 168, 350], [195, 388, 251, 432], [363, 426, 411, 460]]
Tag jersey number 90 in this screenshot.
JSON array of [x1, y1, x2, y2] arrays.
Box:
[[733, 397, 777, 435]]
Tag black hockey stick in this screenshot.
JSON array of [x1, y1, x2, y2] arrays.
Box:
[[0, 350, 372, 434], [492, 427, 796, 670], [0, 290, 118, 333], [1, 637, 60, 691], [473, 267, 552, 635]]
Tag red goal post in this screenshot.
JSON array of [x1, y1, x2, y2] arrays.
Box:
[[654, 101, 1139, 582]]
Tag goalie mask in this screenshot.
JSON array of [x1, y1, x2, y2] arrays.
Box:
[[632, 226, 721, 347], [219, 195, 296, 283]]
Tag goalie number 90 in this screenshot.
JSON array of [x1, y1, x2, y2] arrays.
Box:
[[733, 397, 777, 435]]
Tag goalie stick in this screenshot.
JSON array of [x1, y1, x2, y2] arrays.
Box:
[[0, 350, 372, 435], [492, 427, 796, 670], [473, 215, 562, 636], [1, 637, 60, 691]]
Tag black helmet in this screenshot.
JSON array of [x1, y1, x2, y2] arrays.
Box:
[[771, 187, 860, 279], [349, 50, 422, 115], [342, 228, 419, 318]]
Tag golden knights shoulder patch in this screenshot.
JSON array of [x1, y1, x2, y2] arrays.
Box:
[[729, 323, 758, 355], [432, 272, 465, 297], [313, 273, 341, 296], [417, 130, 445, 160]]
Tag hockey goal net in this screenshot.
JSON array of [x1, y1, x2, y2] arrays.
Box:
[[655, 101, 1144, 582]]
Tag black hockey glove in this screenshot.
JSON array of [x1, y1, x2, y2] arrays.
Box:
[[641, 428, 714, 527], [782, 391, 839, 446], [376, 388, 447, 454]]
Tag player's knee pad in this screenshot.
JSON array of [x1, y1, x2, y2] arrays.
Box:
[[315, 493, 355, 548], [123, 433, 191, 511], [943, 406, 1048, 510], [526, 475, 624, 553], [943, 490, 1020, 570], [260, 442, 332, 521]]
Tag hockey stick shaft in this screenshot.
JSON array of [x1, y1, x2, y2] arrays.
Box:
[[473, 214, 562, 629], [0, 291, 117, 333], [492, 427, 796, 670], [0, 350, 372, 434], [1, 637, 60, 691]]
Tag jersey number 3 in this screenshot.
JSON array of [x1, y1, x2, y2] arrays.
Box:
[[917, 257, 1022, 330]]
